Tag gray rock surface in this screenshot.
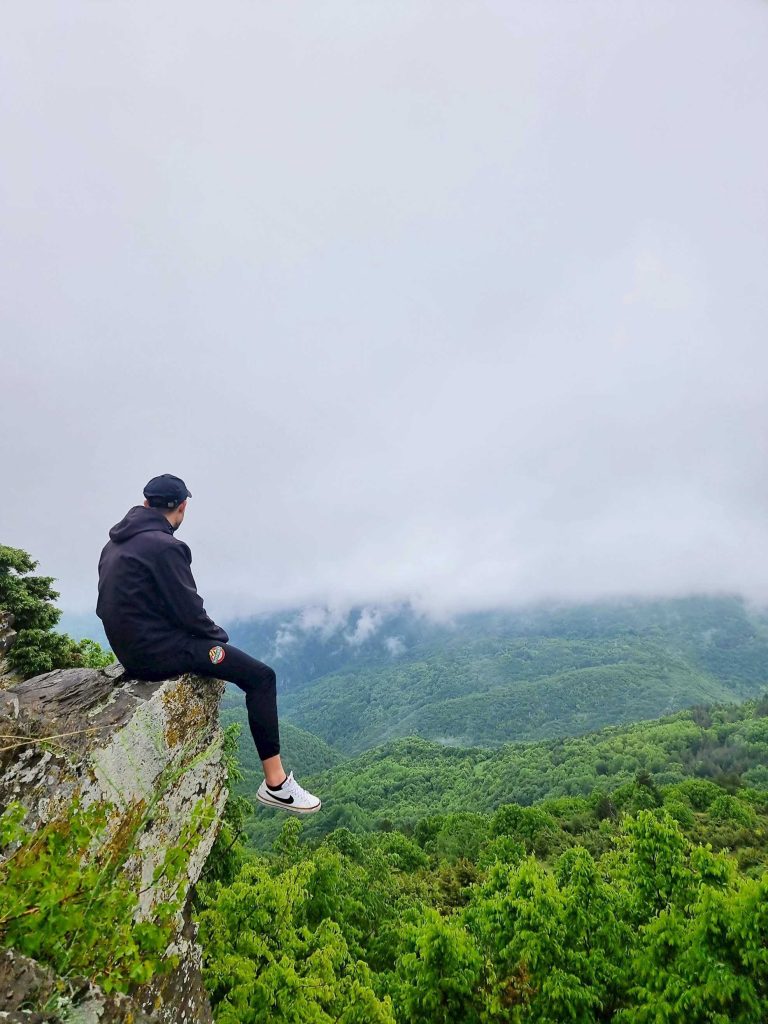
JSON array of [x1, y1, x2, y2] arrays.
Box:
[[0, 948, 154, 1023], [0, 664, 227, 1023]]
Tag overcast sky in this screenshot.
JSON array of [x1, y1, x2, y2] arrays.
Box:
[[2, 1, 767, 618]]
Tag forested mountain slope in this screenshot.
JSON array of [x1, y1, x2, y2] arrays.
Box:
[[227, 594, 768, 695], [222, 596, 768, 752], [233, 692, 768, 851], [278, 642, 733, 751]]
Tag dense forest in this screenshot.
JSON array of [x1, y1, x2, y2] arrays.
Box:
[[200, 693, 768, 1022]]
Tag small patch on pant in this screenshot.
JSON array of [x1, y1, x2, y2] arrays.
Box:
[[209, 645, 225, 665]]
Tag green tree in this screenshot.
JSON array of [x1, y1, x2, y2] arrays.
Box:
[[466, 851, 629, 1023], [197, 859, 395, 1023], [0, 543, 113, 678], [490, 803, 563, 856], [619, 866, 768, 1022], [393, 909, 490, 1024]]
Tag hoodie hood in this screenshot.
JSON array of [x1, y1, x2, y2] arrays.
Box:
[[109, 506, 174, 543]]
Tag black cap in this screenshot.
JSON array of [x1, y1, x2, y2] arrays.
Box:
[[143, 474, 192, 509]]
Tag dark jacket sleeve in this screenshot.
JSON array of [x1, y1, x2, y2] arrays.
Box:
[[152, 543, 229, 643]]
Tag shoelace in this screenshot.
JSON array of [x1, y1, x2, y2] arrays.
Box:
[[283, 772, 313, 801]]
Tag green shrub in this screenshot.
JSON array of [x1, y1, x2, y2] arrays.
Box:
[[710, 794, 757, 828], [0, 800, 179, 991], [674, 778, 724, 811]]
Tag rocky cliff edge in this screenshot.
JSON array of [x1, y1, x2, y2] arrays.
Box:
[[0, 661, 227, 1023]]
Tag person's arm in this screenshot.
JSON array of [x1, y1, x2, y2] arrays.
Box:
[[152, 543, 229, 643]]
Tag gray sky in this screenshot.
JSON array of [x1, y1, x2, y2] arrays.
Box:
[[2, 0, 768, 618]]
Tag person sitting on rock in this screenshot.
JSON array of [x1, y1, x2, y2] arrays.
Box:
[[96, 473, 321, 815]]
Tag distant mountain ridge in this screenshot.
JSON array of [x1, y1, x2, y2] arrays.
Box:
[[225, 595, 768, 752]]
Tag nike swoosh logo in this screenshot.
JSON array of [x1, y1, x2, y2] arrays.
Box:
[[266, 791, 294, 804]]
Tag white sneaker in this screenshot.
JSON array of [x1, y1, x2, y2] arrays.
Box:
[[256, 771, 322, 814]]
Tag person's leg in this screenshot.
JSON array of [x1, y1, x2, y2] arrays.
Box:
[[194, 643, 320, 811], [182, 642, 284, 778]]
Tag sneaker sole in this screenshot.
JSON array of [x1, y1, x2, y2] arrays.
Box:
[[256, 791, 322, 815]]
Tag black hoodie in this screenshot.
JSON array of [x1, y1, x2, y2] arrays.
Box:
[[96, 506, 228, 673]]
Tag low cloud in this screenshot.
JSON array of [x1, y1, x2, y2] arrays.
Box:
[[272, 628, 298, 659], [384, 637, 406, 657], [345, 608, 385, 647], [296, 606, 350, 639]]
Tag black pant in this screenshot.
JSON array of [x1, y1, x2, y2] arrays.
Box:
[[131, 639, 280, 761]]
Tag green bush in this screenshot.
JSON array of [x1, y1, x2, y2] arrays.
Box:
[[0, 800, 181, 991]]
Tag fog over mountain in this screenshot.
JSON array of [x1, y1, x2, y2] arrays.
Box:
[[1, 1, 767, 617]]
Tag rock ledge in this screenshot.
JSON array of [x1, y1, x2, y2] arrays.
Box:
[[0, 664, 227, 1023]]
